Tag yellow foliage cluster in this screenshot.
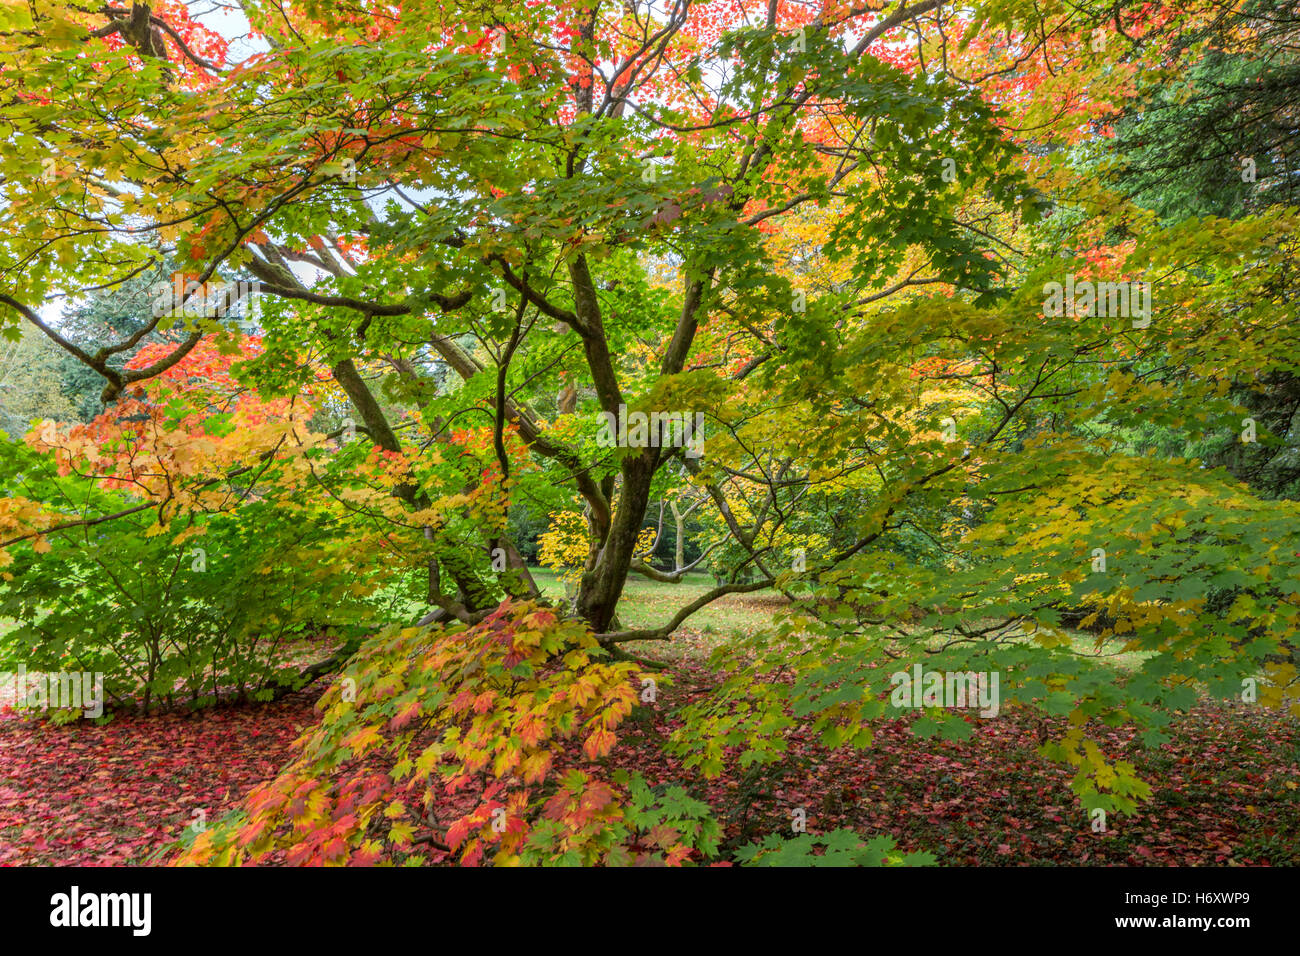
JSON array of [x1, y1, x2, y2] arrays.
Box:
[[538, 511, 590, 588]]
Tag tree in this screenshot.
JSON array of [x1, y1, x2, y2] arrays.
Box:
[[1, 0, 1297, 864], [0, 0, 1028, 634], [0, 323, 78, 438]]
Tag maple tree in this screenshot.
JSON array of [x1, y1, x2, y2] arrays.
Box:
[[0, 0, 1297, 866]]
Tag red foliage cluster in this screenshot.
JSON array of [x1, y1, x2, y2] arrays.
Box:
[[0, 690, 317, 866], [97, 0, 230, 88]]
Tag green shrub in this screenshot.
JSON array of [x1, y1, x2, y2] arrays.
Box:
[[0, 488, 389, 713]]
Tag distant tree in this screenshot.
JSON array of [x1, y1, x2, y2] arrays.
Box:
[[0, 323, 78, 438]]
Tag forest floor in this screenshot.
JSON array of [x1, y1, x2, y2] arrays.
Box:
[[1, 573, 1297, 865]]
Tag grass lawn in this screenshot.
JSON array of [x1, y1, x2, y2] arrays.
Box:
[[526, 566, 784, 663], [527, 567, 1156, 671]]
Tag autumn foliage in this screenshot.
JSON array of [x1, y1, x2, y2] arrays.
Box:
[[1, 0, 1298, 868]]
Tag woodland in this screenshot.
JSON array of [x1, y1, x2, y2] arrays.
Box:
[[0, 0, 1297, 867]]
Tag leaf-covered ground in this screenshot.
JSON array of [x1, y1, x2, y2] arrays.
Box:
[[631, 661, 1300, 866], [2, 649, 1296, 865], [0, 690, 318, 865]]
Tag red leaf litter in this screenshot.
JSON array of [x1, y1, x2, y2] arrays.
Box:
[[1, 660, 1298, 866], [0, 691, 317, 866]]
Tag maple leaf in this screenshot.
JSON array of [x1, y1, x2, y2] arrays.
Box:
[[389, 700, 422, 730], [583, 727, 617, 760], [520, 751, 552, 784]]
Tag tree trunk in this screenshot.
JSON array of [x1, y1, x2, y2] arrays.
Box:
[[576, 451, 658, 632], [670, 500, 685, 570]]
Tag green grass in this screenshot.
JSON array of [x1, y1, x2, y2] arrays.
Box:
[[1056, 632, 1156, 672], [525, 566, 783, 662], [526, 567, 1162, 674]]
